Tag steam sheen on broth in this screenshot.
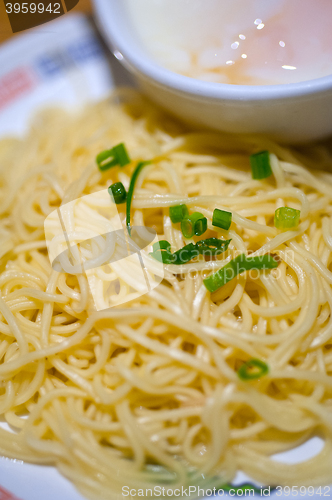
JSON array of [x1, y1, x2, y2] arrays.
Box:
[[125, 0, 332, 85]]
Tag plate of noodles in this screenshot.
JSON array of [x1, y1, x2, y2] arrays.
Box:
[[0, 12, 332, 500]]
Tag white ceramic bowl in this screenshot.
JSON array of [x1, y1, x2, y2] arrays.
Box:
[[93, 0, 332, 144]]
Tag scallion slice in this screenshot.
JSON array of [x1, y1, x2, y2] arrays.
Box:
[[203, 253, 279, 293], [150, 241, 197, 265], [108, 182, 127, 204], [274, 206, 301, 230], [96, 149, 116, 171], [194, 217, 208, 236], [97, 143, 130, 171], [212, 208, 232, 230], [172, 244, 198, 264], [150, 240, 173, 264], [181, 219, 194, 239], [152, 241, 171, 253], [169, 204, 189, 223], [215, 483, 262, 495], [250, 150, 273, 180], [238, 359, 269, 381], [150, 237, 231, 265], [112, 143, 131, 167], [196, 237, 231, 256], [181, 212, 207, 238], [126, 161, 151, 236]]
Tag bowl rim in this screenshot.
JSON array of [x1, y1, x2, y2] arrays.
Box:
[[94, 0, 332, 102]]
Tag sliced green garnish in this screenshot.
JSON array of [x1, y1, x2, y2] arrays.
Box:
[[126, 161, 150, 236], [97, 143, 130, 171], [250, 150, 273, 180], [212, 208, 232, 231], [181, 212, 207, 238], [216, 482, 263, 495], [195, 237, 231, 256], [238, 359, 269, 381], [274, 206, 301, 230], [203, 253, 279, 293], [169, 204, 189, 224], [150, 237, 231, 265], [108, 182, 127, 204]]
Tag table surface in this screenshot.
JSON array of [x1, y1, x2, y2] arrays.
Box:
[[0, 0, 92, 45]]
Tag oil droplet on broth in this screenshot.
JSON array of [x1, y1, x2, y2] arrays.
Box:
[[125, 0, 332, 85]]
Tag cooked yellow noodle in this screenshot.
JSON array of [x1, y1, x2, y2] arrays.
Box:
[[0, 89, 332, 499]]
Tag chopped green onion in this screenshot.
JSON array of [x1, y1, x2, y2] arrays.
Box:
[[97, 143, 130, 171], [172, 244, 198, 264], [181, 219, 194, 239], [274, 206, 301, 230], [194, 218, 207, 237], [212, 208, 232, 230], [150, 242, 198, 265], [150, 237, 231, 265], [216, 483, 262, 495], [126, 161, 151, 236], [181, 212, 207, 238], [152, 252, 171, 264], [112, 143, 131, 167], [250, 150, 273, 180], [150, 240, 172, 264], [108, 182, 127, 204], [196, 237, 231, 256], [152, 241, 171, 253], [238, 359, 269, 381], [150, 240, 173, 263], [96, 149, 116, 171], [203, 253, 279, 293], [169, 204, 189, 223]]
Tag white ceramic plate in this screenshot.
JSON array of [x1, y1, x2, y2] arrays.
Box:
[[0, 13, 329, 500]]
